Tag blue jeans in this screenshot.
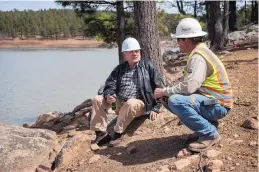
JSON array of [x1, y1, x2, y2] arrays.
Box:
[[167, 94, 229, 137]]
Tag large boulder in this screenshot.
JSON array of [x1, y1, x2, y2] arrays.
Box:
[[53, 131, 92, 171], [162, 47, 180, 61], [0, 123, 58, 172], [228, 31, 246, 41]]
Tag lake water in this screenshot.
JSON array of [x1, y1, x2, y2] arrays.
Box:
[[0, 48, 118, 125]]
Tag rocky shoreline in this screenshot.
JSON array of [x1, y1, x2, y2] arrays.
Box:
[[0, 39, 103, 49]]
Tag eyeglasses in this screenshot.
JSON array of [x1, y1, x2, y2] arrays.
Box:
[[177, 38, 186, 42]]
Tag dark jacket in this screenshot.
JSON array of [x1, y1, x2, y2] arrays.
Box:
[[102, 59, 162, 116]]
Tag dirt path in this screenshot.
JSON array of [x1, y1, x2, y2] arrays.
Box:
[[57, 49, 258, 172]]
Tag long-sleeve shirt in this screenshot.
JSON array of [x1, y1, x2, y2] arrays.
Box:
[[163, 53, 213, 96]]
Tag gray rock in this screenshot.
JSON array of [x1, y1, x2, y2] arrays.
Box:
[[127, 146, 137, 154], [162, 47, 180, 61], [177, 148, 192, 158], [228, 31, 246, 41], [246, 31, 257, 37], [173, 158, 191, 170], [0, 123, 57, 172], [246, 24, 259, 33], [242, 117, 258, 130], [205, 160, 223, 172], [204, 149, 221, 158], [88, 155, 101, 164]]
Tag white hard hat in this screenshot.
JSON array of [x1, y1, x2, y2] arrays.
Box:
[[172, 18, 207, 38], [121, 37, 141, 52]]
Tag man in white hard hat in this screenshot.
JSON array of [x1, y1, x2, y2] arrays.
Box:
[[90, 37, 162, 148], [154, 18, 233, 152]]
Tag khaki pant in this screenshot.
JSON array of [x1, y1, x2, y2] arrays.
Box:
[[90, 95, 144, 133]]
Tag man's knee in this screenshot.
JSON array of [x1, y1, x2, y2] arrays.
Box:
[[168, 94, 186, 106], [125, 99, 139, 108], [124, 99, 144, 114], [167, 94, 187, 115]]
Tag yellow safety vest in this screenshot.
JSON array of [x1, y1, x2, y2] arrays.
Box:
[[185, 43, 233, 108]]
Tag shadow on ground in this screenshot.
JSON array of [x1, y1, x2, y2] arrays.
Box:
[[97, 133, 190, 166]]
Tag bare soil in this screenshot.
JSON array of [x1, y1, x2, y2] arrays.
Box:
[[57, 49, 258, 172]]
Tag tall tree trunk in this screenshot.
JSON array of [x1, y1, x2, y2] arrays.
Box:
[[205, 1, 213, 44], [251, 1, 254, 23], [133, 1, 164, 79], [116, 1, 125, 64], [20, 29, 23, 38], [255, 1, 258, 23], [245, 0, 247, 25], [229, 1, 237, 31], [176, 1, 186, 14], [251, 1, 258, 24], [194, 1, 197, 18], [223, 1, 229, 47], [206, 1, 224, 51]]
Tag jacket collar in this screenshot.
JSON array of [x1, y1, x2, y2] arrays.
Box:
[[125, 60, 142, 69]]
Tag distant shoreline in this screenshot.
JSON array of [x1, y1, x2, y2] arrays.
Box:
[[0, 39, 104, 49]]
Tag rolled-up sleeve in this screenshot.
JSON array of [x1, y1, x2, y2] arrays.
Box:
[[163, 54, 208, 96]]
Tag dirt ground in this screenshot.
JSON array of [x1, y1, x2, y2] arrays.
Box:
[[0, 39, 103, 48], [56, 49, 258, 172]]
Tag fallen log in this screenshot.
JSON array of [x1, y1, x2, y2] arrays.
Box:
[[223, 43, 258, 52]]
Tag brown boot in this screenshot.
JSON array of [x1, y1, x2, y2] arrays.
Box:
[[188, 135, 221, 152]]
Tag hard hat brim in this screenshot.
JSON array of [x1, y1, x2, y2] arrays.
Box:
[[121, 48, 141, 52], [171, 31, 207, 39]]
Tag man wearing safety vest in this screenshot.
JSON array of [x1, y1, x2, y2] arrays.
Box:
[[154, 18, 233, 152]]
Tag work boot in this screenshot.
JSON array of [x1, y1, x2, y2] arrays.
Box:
[[186, 132, 199, 144], [188, 135, 221, 152], [186, 121, 219, 145], [91, 131, 111, 146], [108, 131, 123, 147]]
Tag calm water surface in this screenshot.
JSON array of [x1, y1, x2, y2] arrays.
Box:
[[0, 48, 118, 125]]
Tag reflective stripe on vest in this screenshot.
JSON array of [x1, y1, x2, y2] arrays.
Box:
[[186, 43, 233, 108]]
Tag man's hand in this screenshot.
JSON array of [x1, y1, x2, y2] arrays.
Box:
[[154, 88, 167, 99], [150, 111, 159, 121], [107, 95, 116, 104]]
